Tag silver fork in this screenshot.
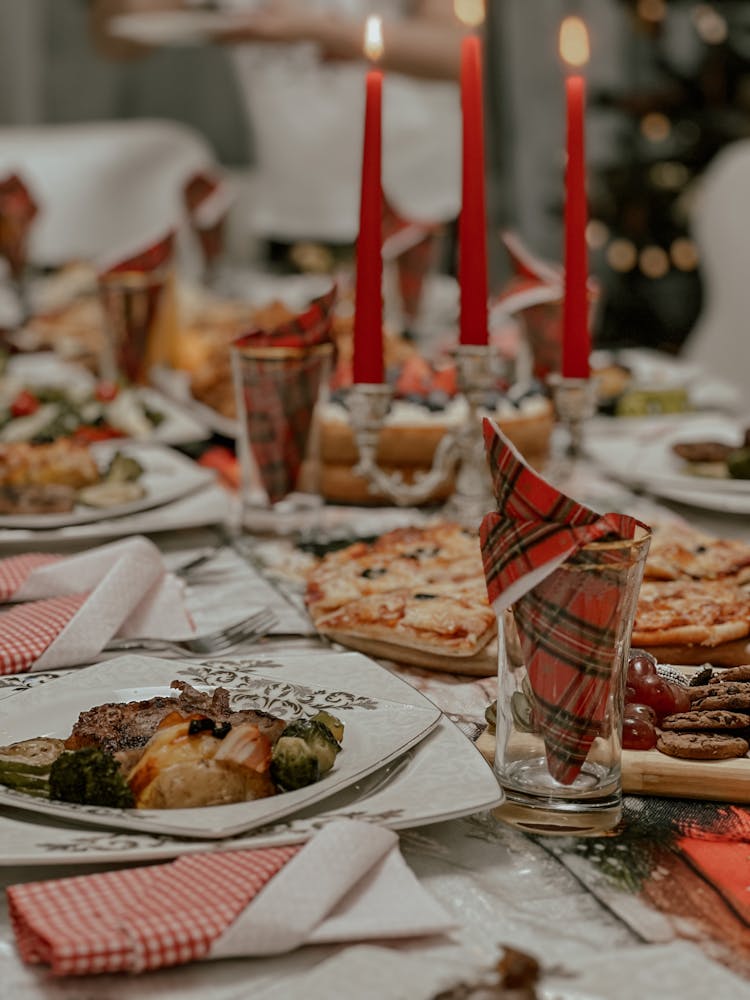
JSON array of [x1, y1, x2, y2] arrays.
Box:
[[104, 608, 278, 657]]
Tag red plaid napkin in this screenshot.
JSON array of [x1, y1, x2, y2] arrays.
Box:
[[480, 418, 650, 784], [98, 230, 175, 383], [234, 286, 336, 503], [183, 170, 232, 268], [0, 173, 39, 281], [9, 845, 299, 976], [494, 231, 600, 380], [382, 199, 443, 328]]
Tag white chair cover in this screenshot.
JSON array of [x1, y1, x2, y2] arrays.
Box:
[[684, 140, 750, 395], [0, 119, 219, 268]]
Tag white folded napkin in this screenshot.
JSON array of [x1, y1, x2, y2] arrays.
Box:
[[0, 537, 192, 673], [211, 821, 455, 958]]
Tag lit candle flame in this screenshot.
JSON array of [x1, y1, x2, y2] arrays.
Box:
[[363, 16, 384, 61], [454, 0, 485, 28], [559, 16, 590, 69]]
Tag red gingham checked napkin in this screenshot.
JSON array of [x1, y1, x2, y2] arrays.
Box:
[[480, 418, 650, 784], [8, 821, 453, 976], [233, 285, 336, 503], [0, 538, 190, 674]]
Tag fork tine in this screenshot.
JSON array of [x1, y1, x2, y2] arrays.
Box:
[[205, 614, 278, 650], [187, 610, 278, 653]]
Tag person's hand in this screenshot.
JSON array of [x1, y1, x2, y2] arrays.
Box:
[[89, 0, 185, 61], [216, 1, 358, 61]]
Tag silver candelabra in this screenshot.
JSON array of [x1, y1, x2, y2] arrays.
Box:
[[345, 344, 506, 526]]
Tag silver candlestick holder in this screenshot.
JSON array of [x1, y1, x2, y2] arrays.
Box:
[[346, 344, 505, 524], [547, 374, 597, 459], [442, 344, 506, 526], [346, 382, 460, 506]]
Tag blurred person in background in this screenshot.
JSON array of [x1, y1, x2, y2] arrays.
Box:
[[91, 1, 466, 271]]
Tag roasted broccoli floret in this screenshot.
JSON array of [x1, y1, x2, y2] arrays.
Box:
[[311, 710, 345, 743], [48, 748, 135, 808], [280, 719, 342, 773], [270, 736, 321, 791]]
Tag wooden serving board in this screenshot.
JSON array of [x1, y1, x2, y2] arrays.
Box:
[[476, 730, 750, 804], [320, 630, 497, 677]]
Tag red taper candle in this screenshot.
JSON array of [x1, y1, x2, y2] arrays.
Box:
[[560, 17, 590, 379], [353, 17, 384, 384], [458, 33, 489, 346]]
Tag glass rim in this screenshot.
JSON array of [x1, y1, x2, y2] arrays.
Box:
[[576, 524, 651, 552], [232, 341, 334, 361]]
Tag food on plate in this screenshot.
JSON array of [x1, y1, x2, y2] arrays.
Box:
[[306, 523, 496, 657], [271, 717, 343, 791], [49, 747, 136, 808], [0, 438, 100, 489], [0, 440, 146, 515], [672, 427, 750, 480], [178, 298, 297, 419], [0, 379, 165, 445], [0, 681, 344, 810], [0, 737, 66, 796]]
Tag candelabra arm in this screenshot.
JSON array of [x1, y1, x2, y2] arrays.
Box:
[[346, 383, 460, 507]]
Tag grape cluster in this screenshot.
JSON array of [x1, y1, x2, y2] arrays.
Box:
[[623, 650, 690, 750]]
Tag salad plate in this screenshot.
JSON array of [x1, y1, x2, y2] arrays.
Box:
[[586, 414, 750, 513], [0, 441, 214, 529], [2, 353, 208, 446], [0, 651, 501, 863], [0, 653, 442, 840]]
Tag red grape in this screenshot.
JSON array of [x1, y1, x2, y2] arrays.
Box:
[[636, 674, 679, 720], [624, 703, 657, 726], [622, 718, 657, 750], [625, 685, 637, 703], [670, 685, 691, 715], [626, 653, 658, 700]]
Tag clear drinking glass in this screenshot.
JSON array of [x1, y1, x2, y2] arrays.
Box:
[[232, 341, 333, 536], [493, 527, 651, 834]]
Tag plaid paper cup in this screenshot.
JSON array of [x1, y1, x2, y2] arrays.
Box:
[[232, 342, 333, 509]]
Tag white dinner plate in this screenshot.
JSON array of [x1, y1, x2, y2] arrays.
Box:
[[0, 653, 442, 840], [0, 441, 215, 528], [0, 482, 230, 546], [0, 651, 501, 863], [586, 413, 750, 513]]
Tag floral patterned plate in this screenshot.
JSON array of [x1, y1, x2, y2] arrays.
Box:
[[0, 651, 502, 865], [0, 653, 441, 839]]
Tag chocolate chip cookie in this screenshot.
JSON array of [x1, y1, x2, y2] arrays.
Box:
[[692, 692, 750, 712], [716, 665, 750, 683], [657, 732, 749, 760], [661, 710, 750, 731]]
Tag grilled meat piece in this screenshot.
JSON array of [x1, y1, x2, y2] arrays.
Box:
[[65, 682, 287, 756], [65, 697, 177, 754]]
